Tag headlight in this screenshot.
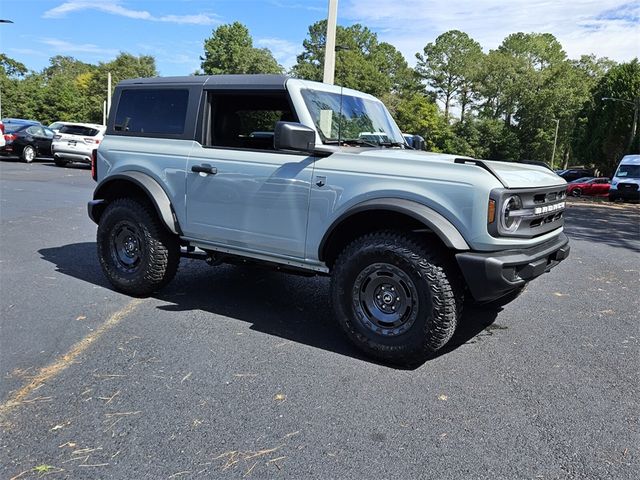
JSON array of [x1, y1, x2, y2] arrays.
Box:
[[500, 195, 522, 233]]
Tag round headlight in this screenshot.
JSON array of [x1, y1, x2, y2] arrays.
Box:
[[501, 195, 522, 233]]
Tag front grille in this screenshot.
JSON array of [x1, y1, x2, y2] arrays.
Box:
[[490, 186, 567, 238], [618, 183, 638, 192]]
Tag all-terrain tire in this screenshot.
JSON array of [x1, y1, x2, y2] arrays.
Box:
[[97, 198, 179, 296], [330, 231, 462, 365]]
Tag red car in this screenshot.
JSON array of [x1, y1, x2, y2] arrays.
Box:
[[566, 177, 610, 197]]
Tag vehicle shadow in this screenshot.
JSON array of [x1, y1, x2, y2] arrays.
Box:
[[564, 204, 640, 252], [39, 242, 500, 369]]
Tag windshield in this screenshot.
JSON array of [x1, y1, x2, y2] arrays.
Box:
[[616, 164, 640, 179], [570, 177, 593, 183], [300, 89, 404, 146], [59, 125, 100, 136]]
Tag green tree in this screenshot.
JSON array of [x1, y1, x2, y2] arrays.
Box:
[[393, 94, 450, 151], [415, 30, 483, 121], [573, 59, 640, 174], [201, 22, 282, 75], [292, 21, 421, 99]]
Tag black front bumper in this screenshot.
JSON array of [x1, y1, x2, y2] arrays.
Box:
[[456, 233, 570, 302]]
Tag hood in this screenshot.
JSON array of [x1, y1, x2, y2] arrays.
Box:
[[343, 148, 566, 189]]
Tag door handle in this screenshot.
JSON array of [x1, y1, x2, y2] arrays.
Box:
[[191, 164, 217, 175]]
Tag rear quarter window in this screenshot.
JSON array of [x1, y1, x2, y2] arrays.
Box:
[[114, 89, 189, 135]]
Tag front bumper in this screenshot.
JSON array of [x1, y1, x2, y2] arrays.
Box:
[[456, 232, 570, 302]]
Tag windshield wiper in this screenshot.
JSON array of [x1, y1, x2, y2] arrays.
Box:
[[325, 139, 379, 148], [378, 141, 406, 148]]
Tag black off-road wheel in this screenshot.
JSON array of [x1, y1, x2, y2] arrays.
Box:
[[97, 198, 179, 296], [330, 231, 462, 366]]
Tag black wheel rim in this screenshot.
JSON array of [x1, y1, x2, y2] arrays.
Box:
[[352, 262, 419, 337], [110, 220, 144, 272]]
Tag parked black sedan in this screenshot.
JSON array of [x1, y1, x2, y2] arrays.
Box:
[[0, 122, 55, 162]]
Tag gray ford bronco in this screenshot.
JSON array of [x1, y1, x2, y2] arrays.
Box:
[[88, 74, 570, 364]]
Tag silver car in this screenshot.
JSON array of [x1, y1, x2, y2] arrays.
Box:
[[52, 122, 106, 166]]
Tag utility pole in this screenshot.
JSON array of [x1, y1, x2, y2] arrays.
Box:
[[551, 118, 560, 170], [323, 0, 339, 85], [106, 72, 112, 123]]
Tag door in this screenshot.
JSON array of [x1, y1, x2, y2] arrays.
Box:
[[184, 90, 314, 259]]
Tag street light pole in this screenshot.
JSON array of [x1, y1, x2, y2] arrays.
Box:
[[602, 96, 640, 153], [551, 118, 560, 170], [323, 0, 339, 85]]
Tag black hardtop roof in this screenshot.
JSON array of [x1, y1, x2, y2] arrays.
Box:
[[117, 74, 290, 90]]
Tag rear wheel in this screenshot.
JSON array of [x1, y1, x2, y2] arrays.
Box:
[[97, 198, 179, 296], [22, 146, 36, 163], [330, 231, 462, 365], [54, 157, 69, 167]]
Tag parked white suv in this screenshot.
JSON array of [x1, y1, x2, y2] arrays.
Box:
[[52, 123, 106, 167]]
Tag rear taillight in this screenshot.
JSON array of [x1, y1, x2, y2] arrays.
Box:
[[84, 138, 100, 144], [4, 134, 16, 142], [91, 149, 98, 181], [0, 124, 4, 134]]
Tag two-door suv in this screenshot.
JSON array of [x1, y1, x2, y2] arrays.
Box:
[[88, 75, 570, 364]]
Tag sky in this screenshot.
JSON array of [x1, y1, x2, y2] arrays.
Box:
[[1, 0, 639, 76]]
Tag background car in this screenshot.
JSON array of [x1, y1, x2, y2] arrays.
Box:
[[566, 177, 610, 197], [558, 167, 596, 182], [0, 121, 5, 149], [0, 122, 55, 162], [51, 123, 106, 166], [48, 121, 75, 133], [609, 154, 640, 201]]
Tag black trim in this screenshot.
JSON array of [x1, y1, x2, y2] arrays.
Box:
[[456, 233, 570, 302], [454, 158, 506, 187]]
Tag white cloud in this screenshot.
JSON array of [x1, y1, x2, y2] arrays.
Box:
[[342, 0, 640, 63], [40, 38, 118, 56], [43, 0, 220, 25], [257, 38, 301, 69]]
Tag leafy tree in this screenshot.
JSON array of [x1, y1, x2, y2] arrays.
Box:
[[393, 94, 449, 151], [415, 30, 483, 120], [292, 21, 421, 99], [573, 59, 640, 174], [201, 22, 282, 75]]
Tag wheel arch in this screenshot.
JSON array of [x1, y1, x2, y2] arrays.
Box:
[[319, 198, 469, 267], [90, 172, 181, 235]]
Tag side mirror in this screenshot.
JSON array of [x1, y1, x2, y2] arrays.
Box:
[[411, 135, 425, 151], [274, 122, 316, 153]]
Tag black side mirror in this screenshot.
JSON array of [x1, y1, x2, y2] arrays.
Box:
[[274, 122, 316, 153], [411, 135, 425, 151]]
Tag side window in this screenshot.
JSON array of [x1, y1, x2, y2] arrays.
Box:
[[114, 89, 189, 135], [206, 92, 296, 150], [43, 128, 54, 139], [27, 126, 43, 136]]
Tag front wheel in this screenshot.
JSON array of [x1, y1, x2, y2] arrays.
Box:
[[330, 232, 462, 365], [571, 188, 582, 197], [22, 145, 36, 163], [97, 198, 179, 296]]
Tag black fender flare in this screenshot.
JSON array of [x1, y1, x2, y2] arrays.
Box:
[[91, 171, 181, 235], [319, 198, 470, 260]]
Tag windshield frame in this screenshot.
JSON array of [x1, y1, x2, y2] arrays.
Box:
[[298, 87, 405, 146]]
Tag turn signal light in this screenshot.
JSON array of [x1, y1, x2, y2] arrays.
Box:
[[488, 199, 496, 224]]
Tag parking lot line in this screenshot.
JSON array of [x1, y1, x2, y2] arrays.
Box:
[[0, 298, 144, 423]]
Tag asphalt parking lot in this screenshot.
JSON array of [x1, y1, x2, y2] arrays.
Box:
[[1, 159, 638, 479]]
